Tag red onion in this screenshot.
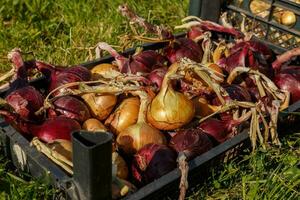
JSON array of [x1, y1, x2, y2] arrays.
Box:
[[4, 49, 44, 121], [50, 95, 90, 123], [217, 40, 274, 77], [27, 60, 91, 96], [198, 118, 240, 143], [132, 143, 177, 185], [272, 48, 300, 103], [118, 5, 203, 63], [97, 43, 166, 74], [169, 128, 213, 160], [29, 116, 81, 142], [147, 67, 167, 88]]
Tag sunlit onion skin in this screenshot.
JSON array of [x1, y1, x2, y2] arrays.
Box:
[[169, 128, 213, 160], [132, 143, 177, 185], [105, 97, 140, 135], [198, 118, 239, 143], [117, 92, 166, 154], [29, 116, 81, 142], [147, 63, 195, 130], [90, 63, 119, 80], [28, 60, 91, 96], [6, 86, 44, 121], [51, 95, 90, 123], [82, 93, 117, 121], [4, 49, 44, 121], [97, 43, 166, 74], [272, 48, 300, 103], [82, 118, 107, 132], [48, 139, 73, 163], [217, 40, 274, 77], [164, 37, 203, 63]]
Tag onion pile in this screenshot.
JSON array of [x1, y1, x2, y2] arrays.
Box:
[[0, 4, 298, 200]]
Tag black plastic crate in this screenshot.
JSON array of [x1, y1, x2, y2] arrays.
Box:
[[0, 1, 300, 200]]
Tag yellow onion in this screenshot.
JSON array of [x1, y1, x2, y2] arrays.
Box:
[[280, 11, 296, 26], [91, 63, 118, 80], [250, 0, 270, 18], [105, 97, 140, 135], [48, 139, 72, 163], [147, 63, 195, 130], [82, 93, 117, 120], [82, 118, 107, 132], [192, 97, 220, 117], [112, 152, 128, 179], [117, 91, 166, 155]]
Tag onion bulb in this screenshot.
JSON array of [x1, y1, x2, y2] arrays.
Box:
[[82, 118, 107, 132], [147, 63, 195, 130], [105, 97, 140, 135], [117, 91, 166, 155], [90, 63, 118, 80], [82, 93, 117, 121], [193, 97, 220, 117], [280, 11, 296, 26], [112, 152, 128, 179]]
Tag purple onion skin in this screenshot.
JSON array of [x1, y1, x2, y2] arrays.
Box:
[[198, 118, 237, 143], [218, 40, 274, 77], [122, 50, 167, 74], [30, 116, 81, 142], [274, 73, 300, 103], [169, 128, 213, 160], [164, 38, 203, 63], [132, 143, 177, 185], [5, 86, 44, 121], [51, 96, 90, 123], [147, 67, 168, 88]]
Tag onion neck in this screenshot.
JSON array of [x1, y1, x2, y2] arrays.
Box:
[[130, 90, 150, 124]]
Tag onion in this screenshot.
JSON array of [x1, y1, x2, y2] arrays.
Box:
[[112, 152, 128, 179], [147, 67, 168, 88], [4, 49, 44, 121], [30, 60, 91, 96], [50, 95, 90, 123], [169, 128, 213, 160], [280, 11, 296, 26], [117, 91, 166, 154], [131, 143, 177, 185], [272, 48, 300, 102], [198, 118, 240, 143], [164, 37, 203, 63], [193, 97, 219, 117], [117, 5, 203, 63], [29, 116, 81, 142], [82, 93, 117, 121], [90, 63, 119, 80], [97, 43, 166, 74], [105, 97, 140, 135], [147, 63, 195, 130], [82, 118, 107, 132]]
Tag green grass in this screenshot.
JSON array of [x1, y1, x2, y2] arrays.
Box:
[[0, 0, 300, 199]]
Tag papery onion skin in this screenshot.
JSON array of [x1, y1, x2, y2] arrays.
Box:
[[82, 93, 117, 121], [164, 38, 203, 63], [147, 63, 195, 130], [30, 116, 81, 143], [105, 97, 140, 135], [116, 122, 166, 155], [131, 143, 177, 185], [147, 67, 168, 88], [90, 63, 119, 80], [82, 118, 107, 132], [51, 95, 90, 123], [5, 86, 44, 121], [169, 128, 213, 160]]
